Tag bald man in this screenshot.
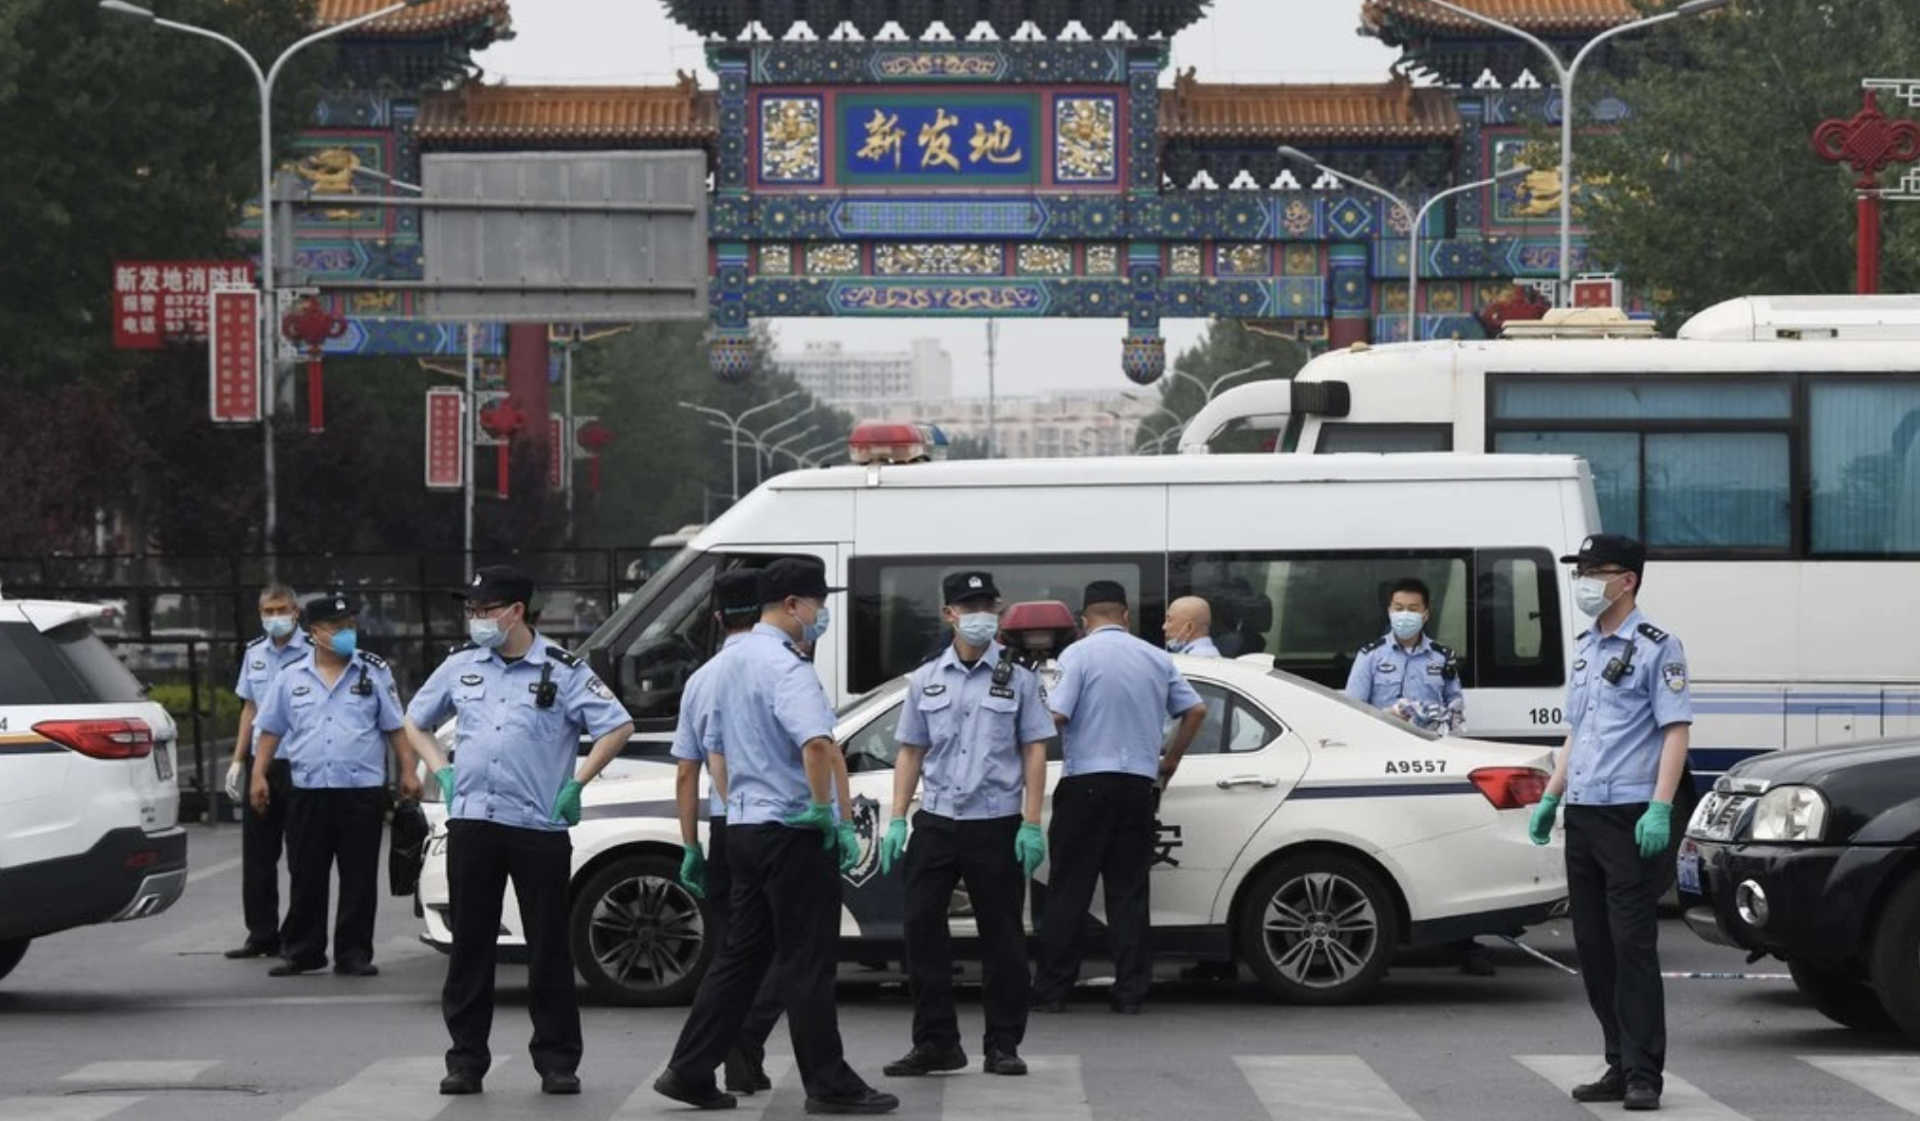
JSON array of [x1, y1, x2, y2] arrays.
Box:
[[1162, 597, 1220, 658]]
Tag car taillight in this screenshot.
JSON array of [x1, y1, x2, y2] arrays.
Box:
[[33, 718, 154, 760], [1470, 766, 1548, 810]]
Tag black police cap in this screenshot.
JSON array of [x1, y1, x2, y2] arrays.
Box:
[[1082, 579, 1128, 611], [453, 565, 536, 607], [715, 570, 764, 620], [759, 557, 842, 604], [1561, 533, 1647, 575], [942, 570, 1000, 605], [301, 592, 356, 627]]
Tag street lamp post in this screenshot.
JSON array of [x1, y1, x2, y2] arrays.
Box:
[[678, 392, 802, 500], [1422, 0, 1733, 296], [751, 406, 816, 472], [100, 0, 430, 556], [766, 426, 820, 472], [1121, 393, 1184, 455], [1166, 359, 1275, 405], [796, 435, 850, 468]]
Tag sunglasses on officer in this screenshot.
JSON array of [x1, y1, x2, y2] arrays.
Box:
[[461, 601, 520, 620]]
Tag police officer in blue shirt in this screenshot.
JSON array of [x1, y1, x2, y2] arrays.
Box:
[[1343, 577, 1464, 735], [1528, 535, 1692, 1113], [249, 593, 418, 977], [1033, 581, 1207, 1015], [401, 566, 634, 1098], [223, 583, 310, 959], [672, 569, 785, 1097], [655, 557, 897, 1116], [877, 570, 1055, 1079]]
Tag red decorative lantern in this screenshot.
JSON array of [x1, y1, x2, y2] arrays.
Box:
[[478, 396, 528, 499], [1477, 285, 1552, 336], [279, 296, 348, 433], [1812, 90, 1920, 295], [576, 420, 615, 497]]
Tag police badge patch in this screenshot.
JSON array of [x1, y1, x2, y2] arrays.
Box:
[[459, 673, 484, 687], [1663, 663, 1688, 693], [586, 676, 614, 701], [841, 794, 883, 888]]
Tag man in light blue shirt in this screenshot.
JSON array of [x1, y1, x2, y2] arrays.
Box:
[[1033, 581, 1206, 1015], [879, 570, 1055, 1080], [224, 582, 310, 960], [401, 566, 634, 1098], [1343, 576, 1464, 734], [250, 593, 415, 978]]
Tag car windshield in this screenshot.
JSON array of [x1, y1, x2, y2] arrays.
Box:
[[1267, 666, 1443, 741], [837, 677, 907, 723]]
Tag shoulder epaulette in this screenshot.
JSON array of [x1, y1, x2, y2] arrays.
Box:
[[545, 645, 582, 668], [1430, 642, 1454, 658], [358, 650, 389, 670], [1358, 637, 1387, 655], [448, 641, 478, 655], [246, 635, 268, 649], [1575, 629, 1591, 641], [1636, 622, 1669, 644], [784, 641, 814, 663]]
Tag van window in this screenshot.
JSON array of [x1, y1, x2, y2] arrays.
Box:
[[1475, 549, 1564, 688], [606, 553, 791, 725], [1315, 424, 1453, 453], [848, 555, 1165, 694]]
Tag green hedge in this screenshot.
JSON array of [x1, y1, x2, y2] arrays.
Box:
[[148, 684, 244, 739]]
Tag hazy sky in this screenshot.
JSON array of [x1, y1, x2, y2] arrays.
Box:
[[478, 2, 1397, 397]]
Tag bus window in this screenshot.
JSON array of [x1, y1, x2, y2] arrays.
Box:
[[1810, 381, 1920, 556], [1315, 423, 1453, 453], [847, 555, 1165, 694]]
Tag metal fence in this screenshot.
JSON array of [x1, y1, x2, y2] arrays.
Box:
[[2, 548, 679, 821]]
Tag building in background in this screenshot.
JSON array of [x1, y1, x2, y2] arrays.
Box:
[[785, 338, 953, 404]]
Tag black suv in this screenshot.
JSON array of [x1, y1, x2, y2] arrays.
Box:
[[1680, 737, 1920, 1037]]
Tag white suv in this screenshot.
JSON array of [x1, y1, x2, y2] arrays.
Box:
[[0, 596, 187, 983]]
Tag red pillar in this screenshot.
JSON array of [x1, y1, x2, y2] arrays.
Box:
[[506, 323, 551, 479]]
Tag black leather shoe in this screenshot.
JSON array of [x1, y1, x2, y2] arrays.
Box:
[[1570, 1069, 1627, 1103], [1031, 998, 1069, 1014], [267, 958, 326, 977], [804, 1087, 900, 1115], [983, 1050, 1027, 1076], [724, 1053, 772, 1094], [224, 941, 279, 959], [439, 1070, 483, 1096], [1623, 1081, 1662, 1111], [541, 1072, 581, 1095], [653, 1069, 737, 1111], [1110, 1001, 1142, 1015], [333, 961, 379, 977], [882, 1043, 967, 1077]]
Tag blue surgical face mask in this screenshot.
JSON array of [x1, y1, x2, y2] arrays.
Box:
[[467, 617, 508, 649], [797, 601, 830, 646], [326, 628, 358, 657], [261, 614, 295, 639], [1165, 638, 1190, 654], [956, 612, 999, 647], [1389, 611, 1425, 641]]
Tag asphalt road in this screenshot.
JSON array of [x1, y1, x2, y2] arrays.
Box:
[[1, 826, 1914, 1121]]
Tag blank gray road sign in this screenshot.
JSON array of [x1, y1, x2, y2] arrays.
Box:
[[422, 151, 707, 322]]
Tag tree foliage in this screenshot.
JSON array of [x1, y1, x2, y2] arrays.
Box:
[[1583, 1, 1920, 326]]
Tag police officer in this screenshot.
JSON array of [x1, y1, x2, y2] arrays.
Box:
[[401, 566, 634, 1097], [223, 583, 310, 959], [1033, 581, 1206, 1014], [878, 571, 1054, 1078], [654, 557, 897, 1116], [672, 569, 785, 1097], [1343, 577, 1464, 735], [248, 593, 418, 977], [1529, 534, 1692, 1113], [1161, 596, 1220, 657]]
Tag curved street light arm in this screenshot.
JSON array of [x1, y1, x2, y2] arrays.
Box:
[[1408, 166, 1531, 340]]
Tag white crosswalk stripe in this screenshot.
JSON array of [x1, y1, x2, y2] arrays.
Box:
[[1517, 1055, 1753, 1121], [277, 1056, 504, 1121], [59, 1062, 219, 1085], [1803, 1056, 1920, 1114], [0, 1096, 145, 1121], [609, 1057, 798, 1120], [944, 1056, 1089, 1121], [1236, 1056, 1422, 1121]]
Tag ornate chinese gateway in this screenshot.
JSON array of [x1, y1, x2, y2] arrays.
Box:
[[294, 0, 1642, 385]]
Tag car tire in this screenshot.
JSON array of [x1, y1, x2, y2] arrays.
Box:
[[1869, 872, 1920, 1039], [1789, 959, 1896, 1032], [0, 938, 27, 981], [568, 852, 716, 1007], [1238, 853, 1400, 1005]]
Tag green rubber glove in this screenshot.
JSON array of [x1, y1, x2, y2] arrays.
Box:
[[1528, 793, 1561, 846], [1014, 821, 1047, 879], [435, 766, 456, 799], [784, 801, 837, 849], [1635, 800, 1673, 859], [834, 821, 861, 873], [552, 778, 585, 826], [878, 818, 908, 875], [679, 843, 707, 899]]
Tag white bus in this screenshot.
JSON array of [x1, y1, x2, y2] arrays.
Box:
[[1184, 295, 1920, 785]]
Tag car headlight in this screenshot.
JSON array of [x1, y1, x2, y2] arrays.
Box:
[[1745, 785, 1828, 843]]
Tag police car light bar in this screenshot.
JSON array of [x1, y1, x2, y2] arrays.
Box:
[[847, 421, 929, 465]]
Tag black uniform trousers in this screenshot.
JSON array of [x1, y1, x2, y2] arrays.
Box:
[[281, 785, 384, 967], [1033, 772, 1157, 1008], [1565, 804, 1667, 1089], [442, 819, 581, 1078], [705, 814, 786, 1064], [904, 811, 1028, 1053], [667, 824, 867, 1101], [240, 757, 292, 950]]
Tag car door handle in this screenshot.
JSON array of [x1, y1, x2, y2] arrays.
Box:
[[1215, 775, 1281, 789]]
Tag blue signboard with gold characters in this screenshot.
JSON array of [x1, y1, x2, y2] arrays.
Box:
[[838, 93, 1040, 187]]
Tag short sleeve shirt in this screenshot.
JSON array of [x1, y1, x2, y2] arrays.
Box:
[[1048, 625, 1205, 780], [670, 631, 750, 818], [897, 641, 1055, 820], [254, 651, 404, 789], [1563, 608, 1693, 807]]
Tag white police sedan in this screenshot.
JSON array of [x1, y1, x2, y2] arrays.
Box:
[[416, 655, 1565, 1006]]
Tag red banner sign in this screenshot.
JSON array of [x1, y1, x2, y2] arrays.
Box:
[[208, 288, 261, 424], [113, 260, 255, 350], [425, 388, 466, 490]]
